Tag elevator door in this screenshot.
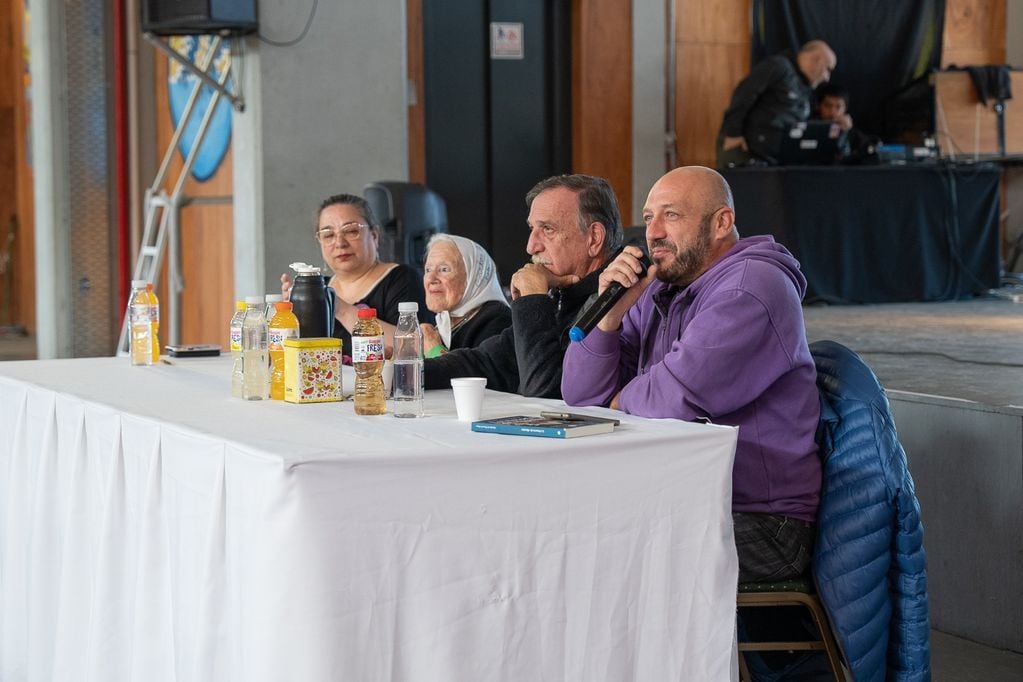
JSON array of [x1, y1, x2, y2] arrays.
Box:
[[422, 0, 571, 284]]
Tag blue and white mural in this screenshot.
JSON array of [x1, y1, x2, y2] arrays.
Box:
[[167, 36, 233, 182]]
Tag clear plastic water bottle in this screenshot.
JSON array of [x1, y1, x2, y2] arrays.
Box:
[[391, 301, 424, 418], [241, 296, 270, 400], [129, 279, 153, 366], [229, 300, 246, 398]]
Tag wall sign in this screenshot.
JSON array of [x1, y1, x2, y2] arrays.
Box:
[[490, 22, 523, 60]]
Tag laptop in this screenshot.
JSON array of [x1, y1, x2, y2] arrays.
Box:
[[777, 121, 848, 165]]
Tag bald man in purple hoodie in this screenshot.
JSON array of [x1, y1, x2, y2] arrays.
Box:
[[561, 166, 821, 583]]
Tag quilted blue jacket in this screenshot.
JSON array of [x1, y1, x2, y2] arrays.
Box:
[[811, 341, 931, 681]]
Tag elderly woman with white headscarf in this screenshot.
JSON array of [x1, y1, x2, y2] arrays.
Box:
[[419, 234, 511, 357]]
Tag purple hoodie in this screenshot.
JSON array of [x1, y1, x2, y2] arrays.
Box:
[[562, 236, 821, 522]]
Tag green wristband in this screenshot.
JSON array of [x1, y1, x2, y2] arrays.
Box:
[[425, 343, 447, 359]]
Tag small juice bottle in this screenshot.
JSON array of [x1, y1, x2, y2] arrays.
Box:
[[352, 308, 386, 415], [146, 283, 160, 363], [230, 301, 246, 398], [268, 301, 300, 400], [129, 279, 153, 366]]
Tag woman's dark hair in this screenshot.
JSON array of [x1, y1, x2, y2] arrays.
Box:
[[316, 193, 380, 229]]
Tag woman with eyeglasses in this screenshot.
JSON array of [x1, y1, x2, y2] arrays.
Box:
[[280, 193, 430, 354], [418, 234, 510, 358]]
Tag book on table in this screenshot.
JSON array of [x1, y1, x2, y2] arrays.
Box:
[[470, 414, 617, 439]]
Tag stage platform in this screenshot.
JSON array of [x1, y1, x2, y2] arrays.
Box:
[[804, 297, 1023, 656]]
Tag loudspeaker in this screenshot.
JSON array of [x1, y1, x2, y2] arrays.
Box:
[[141, 0, 258, 36], [363, 181, 448, 276]]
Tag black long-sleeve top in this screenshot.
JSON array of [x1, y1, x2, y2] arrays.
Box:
[[719, 52, 814, 162]]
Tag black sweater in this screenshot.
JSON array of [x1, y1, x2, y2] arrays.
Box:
[[448, 300, 512, 351]]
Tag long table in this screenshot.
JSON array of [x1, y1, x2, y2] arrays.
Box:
[[0, 357, 739, 681], [723, 163, 1002, 303]]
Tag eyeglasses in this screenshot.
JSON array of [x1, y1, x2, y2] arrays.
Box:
[[315, 222, 367, 245]]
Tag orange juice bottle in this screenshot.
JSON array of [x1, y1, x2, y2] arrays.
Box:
[[129, 279, 153, 366], [146, 283, 160, 363], [268, 301, 300, 400]]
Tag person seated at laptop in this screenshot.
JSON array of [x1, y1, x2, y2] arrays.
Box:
[[716, 40, 837, 168], [561, 166, 821, 583], [815, 84, 879, 163]]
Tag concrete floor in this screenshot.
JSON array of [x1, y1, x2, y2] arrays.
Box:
[[803, 298, 1023, 408], [4, 300, 1023, 678], [931, 629, 1023, 681]]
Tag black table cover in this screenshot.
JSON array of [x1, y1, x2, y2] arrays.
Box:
[[722, 163, 1001, 303]]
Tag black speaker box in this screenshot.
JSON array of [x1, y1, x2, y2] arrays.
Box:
[[141, 0, 258, 36]]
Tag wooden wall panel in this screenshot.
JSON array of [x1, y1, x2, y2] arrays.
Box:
[[942, 0, 1007, 66], [152, 48, 234, 346], [571, 0, 632, 220], [676, 0, 749, 42], [1, 0, 34, 333], [943, 46, 1007, 67], [674, 0, 750, 168], [676, 43, 750, 168], [0, 0, 16, 325], [934, 71, 1023, 155], [406, 0, 425, 184]]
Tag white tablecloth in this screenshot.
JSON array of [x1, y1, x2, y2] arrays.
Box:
[[0, 356, 739, 681]]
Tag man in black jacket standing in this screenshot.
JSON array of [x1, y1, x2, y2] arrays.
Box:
[[716, 40, 837, 167], [424, 174, 623, 398]]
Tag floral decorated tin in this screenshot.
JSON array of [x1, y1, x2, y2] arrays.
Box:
[[283, 337, 343, 403]]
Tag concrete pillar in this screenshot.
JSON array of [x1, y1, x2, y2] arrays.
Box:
[[632, 0, 670, 225], [29, 0, 73, 358], [232, 0, 410, 299]]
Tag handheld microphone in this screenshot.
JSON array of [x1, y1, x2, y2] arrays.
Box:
[[569, 251, 651, 342]]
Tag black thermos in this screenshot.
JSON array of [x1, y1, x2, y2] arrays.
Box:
[[290, 272, 335, 338]]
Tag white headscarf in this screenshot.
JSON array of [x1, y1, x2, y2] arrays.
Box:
[[428, 234, 509, 347]]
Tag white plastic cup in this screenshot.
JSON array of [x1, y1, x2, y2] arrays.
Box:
[[451, 377, 487, 421]]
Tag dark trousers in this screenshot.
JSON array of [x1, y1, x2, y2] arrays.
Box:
[[733, 512, 815, 583]]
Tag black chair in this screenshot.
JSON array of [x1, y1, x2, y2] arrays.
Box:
[[621, 225, 646, 247], [363, 181, 448, 276]]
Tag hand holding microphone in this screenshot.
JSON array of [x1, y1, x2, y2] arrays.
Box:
[[569, 247, 654, 342]]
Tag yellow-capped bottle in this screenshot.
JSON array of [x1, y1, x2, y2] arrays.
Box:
[[268, 301, 300, 400], [230, 300, 246, 398], [129, 279, 153, 366], [352, 307, 386, 415]]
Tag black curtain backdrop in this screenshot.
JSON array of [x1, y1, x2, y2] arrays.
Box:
[[751, 0, 945, 137]]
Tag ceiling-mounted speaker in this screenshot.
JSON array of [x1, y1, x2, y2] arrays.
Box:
[[141, 0, 258, 36]]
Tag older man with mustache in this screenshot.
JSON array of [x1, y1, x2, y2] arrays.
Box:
[[424, 174, 623, 398], [561, 166, 821, 584]]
